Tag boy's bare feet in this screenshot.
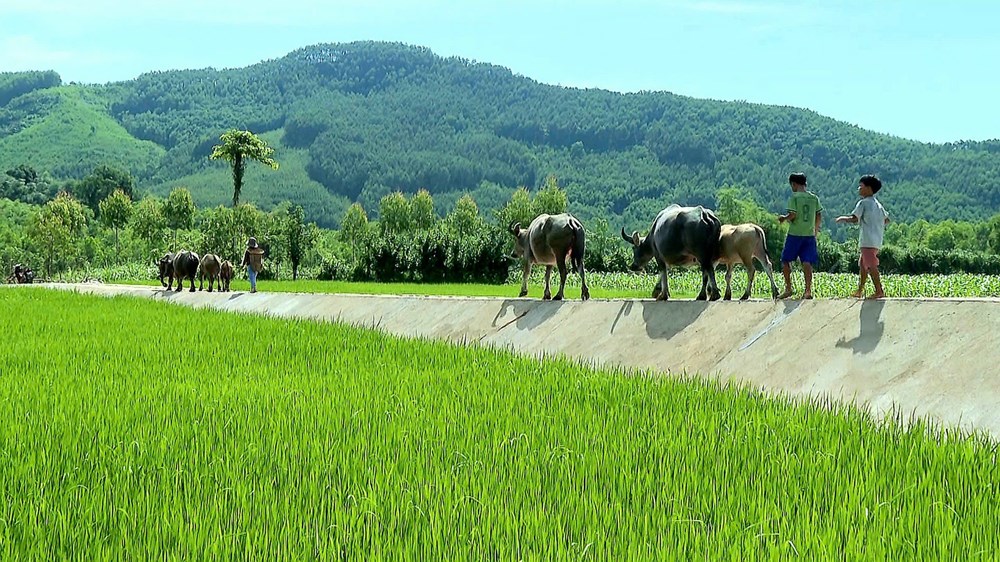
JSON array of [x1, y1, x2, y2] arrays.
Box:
[[850, 290, 864, 299], [778, 289, 794, 299], [867, 292, 885, 300]]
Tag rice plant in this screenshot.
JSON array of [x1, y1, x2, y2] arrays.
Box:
[[0, 288, 997, 559]]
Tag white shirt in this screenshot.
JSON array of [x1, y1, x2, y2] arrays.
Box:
[[851, 197, 889, 249]]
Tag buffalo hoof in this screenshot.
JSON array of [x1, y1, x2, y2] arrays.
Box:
[[710, 293, 721, 302], [189, 288, 196, 293], [740, 294, 751, 301], [581, 287, 590, 301], [542, 293, 552, 301], [552, 294, 563, 301], [518, 290, 528, 298], [724, 293, 733, 301]]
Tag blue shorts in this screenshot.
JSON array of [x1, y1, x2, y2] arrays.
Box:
[[782, 235, 819, 264]]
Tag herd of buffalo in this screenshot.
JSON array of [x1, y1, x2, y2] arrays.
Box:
[[158, 251, 234, 292], [153, 204, 776, 300], [510, 204, 780, 302]]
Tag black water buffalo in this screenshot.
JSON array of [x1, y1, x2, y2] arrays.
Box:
[[172, 250, 200, 292], [219, 260, 234, 292], [198, 254, 222, 292], [509, 213, 590, 301], [158, 253, 174, 289], [622, 204, 722, 301]]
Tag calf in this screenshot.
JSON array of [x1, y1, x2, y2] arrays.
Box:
[[219, 260, 234, 292], [198, 254, 222, 292], [716, 224, 780, 300]]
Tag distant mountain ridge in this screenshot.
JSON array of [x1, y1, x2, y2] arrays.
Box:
[[1, 41, 999, 229]]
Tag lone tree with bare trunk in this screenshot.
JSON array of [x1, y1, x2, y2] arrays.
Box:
[[210, 129, 279, 207]]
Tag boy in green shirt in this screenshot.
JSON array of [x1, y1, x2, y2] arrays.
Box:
[[777, 172, 822, 299]]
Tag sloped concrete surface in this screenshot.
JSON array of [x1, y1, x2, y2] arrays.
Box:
[[35, 283, 1000, 438]]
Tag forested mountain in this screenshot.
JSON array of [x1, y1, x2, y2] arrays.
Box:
[[2, 41, 999, 230]]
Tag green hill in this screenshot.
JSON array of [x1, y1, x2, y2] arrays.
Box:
[[1, 42, 999, 229]]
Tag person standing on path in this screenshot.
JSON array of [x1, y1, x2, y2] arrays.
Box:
[[241, 237, 265, 293], [836, 175, 890, 299], [777, 172, 823, 300]]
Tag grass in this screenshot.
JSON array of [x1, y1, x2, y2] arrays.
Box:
[[0, 288, 998, 559], [99, 267, 1000, 300]]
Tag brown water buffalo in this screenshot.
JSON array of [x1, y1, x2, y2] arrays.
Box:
[[716, 223, 780, 301], [198, 253, 222, 292], [219, 260, 234, 292], [509, 213, 590, 301], [623, 204, 722, 301], [158, 253, 175, 290], [172, 250, 199, 292]]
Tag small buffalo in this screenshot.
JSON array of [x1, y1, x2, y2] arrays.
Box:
[[623, 204, 722, 301], [219, 260, 234, 292], [198, 254, 222, 292], [509, 213, 590, 301], [158, 253, 175, 290], [172, 250, 200, 292], [716, 224, 780, 301]]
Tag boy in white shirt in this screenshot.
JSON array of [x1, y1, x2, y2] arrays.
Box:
[[836, 175, 890, 299]]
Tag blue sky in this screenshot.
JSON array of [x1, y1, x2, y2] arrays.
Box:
[[1, 0, 997, 143]]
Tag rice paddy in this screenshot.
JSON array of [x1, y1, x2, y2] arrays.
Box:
[[0, 288, 998, 559]]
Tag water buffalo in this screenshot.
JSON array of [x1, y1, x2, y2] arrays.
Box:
[[198, 254, 222, 292], [219, 260, 234, 292], [158, 253, 174, 289], [622, 204, 722, 301], [172, 250, 200, 292], [509, 213, 590, 301], [716, 223, 780, 301]]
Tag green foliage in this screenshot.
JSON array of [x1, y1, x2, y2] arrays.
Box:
[[410, 189, 436, 230], [378, 191, 413, 234], [98, 189, 134, 261], [445, 194, 483, 237], [26, 192, 88, 277], [163, 187, 196, 232], [129, 197, 167, 259], [285, 204, 318, 280], [0, 70, 61, 106], [0, 164, 58, 205], [210, 129, 279, 207], [533, 174, 568, 216], [72, 164, 135, 214]]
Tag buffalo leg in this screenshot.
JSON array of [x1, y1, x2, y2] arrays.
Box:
[[199, 274, 204, 291], [656, 268, 670, 301], [698, 259, 720, 301], [741, 256, 755, 301], [189, 276, 196, 292], [578, 261, 590, 301], [724, 264, 734, 301], [519, 261, 532, 297], [553, 253, 569, 301], [757, 255, 780, 300], [543, 266, 553, 300]]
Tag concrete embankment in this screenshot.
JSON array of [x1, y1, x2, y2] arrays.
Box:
[[39, 283, 1000, 438]]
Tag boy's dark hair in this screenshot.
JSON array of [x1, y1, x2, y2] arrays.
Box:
[[789, 173, 807, 186], [860, 174, 882, 194]]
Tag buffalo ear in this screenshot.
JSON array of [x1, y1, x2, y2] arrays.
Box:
[[509, 222, 521, 236], [632, 231, 640, 246]]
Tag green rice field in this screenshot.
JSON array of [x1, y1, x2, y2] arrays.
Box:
[[0, 288, 998, 559]]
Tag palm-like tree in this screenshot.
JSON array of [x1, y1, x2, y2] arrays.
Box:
[[210, 129, 279, 207]]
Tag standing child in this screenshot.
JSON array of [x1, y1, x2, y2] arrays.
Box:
[[836, 175, 890, 299], [777, 172, 822, 299], [241, 237, 265, 293]]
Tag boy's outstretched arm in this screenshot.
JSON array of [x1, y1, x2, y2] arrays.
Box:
[[835, 214, 859, 224], [778, 210, 796, 223]]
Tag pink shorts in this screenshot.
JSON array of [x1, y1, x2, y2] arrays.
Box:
[[859, 247, 879, 270]]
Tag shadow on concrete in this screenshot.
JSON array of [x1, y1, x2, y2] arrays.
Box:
[[835, 299, 886, 354], [640, 300, 710, 341], [491, 299, 564, 332]]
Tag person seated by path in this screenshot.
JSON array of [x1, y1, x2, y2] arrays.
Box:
[[777, 172, 822, 300], [241, 237, 265, 293], [836, 174, 890, 299], [7, 264, 25, 284]]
